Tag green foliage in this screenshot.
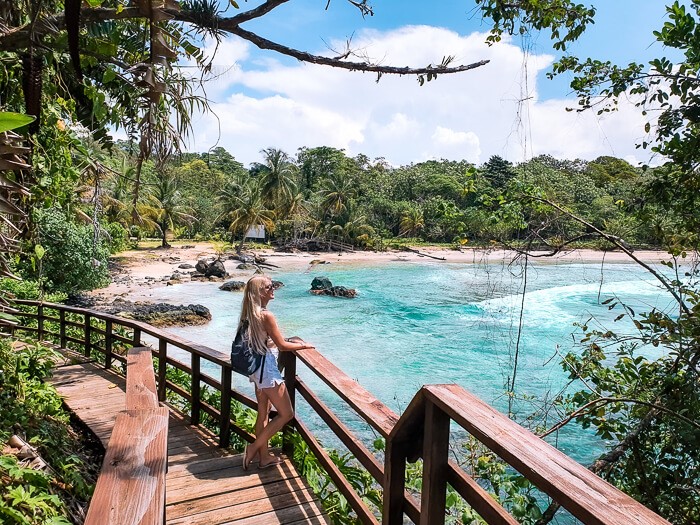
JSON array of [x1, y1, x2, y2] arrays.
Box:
[[29, 208, 110, 293], [288, 431, 381, 525], [559, 288, 700, 523], [477, 0, 596, 51], [104, 222, 130, 254], [0, 340, 95, 524], [0, 279, 66, 303], [0, 111, 35, 133]]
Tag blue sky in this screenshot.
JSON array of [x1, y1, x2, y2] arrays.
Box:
[[182, 1, 675, 167]]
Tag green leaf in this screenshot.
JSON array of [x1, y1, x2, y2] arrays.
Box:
[[0, 112, 35, 133], [0, 312, 19, 323], [102, 68, 116, 83], [34, 244, 45, 260]]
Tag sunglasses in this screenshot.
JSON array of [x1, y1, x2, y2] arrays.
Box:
[[264, 283, 274, 291]]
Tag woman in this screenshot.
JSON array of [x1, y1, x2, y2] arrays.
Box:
[[238, 274, 314, 470]]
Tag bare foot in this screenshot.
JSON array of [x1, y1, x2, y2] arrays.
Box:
[[258, 454, 283, 469]]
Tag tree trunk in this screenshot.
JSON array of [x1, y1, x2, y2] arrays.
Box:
[[160, 221, 170, 248]]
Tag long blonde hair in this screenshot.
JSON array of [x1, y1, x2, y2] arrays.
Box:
[[239, 275, 271, 355]]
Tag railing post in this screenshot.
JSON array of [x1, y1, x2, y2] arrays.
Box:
[[133, 327, 141, 347], [219, 365, 232, 448], [105, 319, 113, 370], [420, 401, 450, 525], [157, 340, 167, 402], [84, 314, 91, 357], [281, 351, 297, 455], [383, 438, 408, 525], [191, 354, 201, 426], [37, 303, 44, 341], [59, 309, 66, 348]]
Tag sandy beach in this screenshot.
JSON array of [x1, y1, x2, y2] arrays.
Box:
[[91, 242, 673, 302]]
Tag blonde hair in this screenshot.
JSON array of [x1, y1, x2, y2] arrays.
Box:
[[239, 275, 271, 355]]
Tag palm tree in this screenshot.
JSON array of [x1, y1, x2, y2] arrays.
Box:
[[257, 148, 298, 213], [101, 158, 135, 228], [399, 206, 425, 237], [330, 204, 375, 247], [219, 180, 276, 254], [145, 170, 195, 248], [318, 171, 354, 220]]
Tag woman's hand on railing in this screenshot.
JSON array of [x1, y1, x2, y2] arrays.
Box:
[[285, 336, 315, 352]]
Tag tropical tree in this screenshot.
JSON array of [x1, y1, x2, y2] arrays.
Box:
[[318, 171, 355, 220], [101, 158, 135, 228], [219, 179, 275, 254], [255, 148, 298, 213], [399, 205, 425, 238], [145, 170, 195, 247], [482, 155, 516, 189], [297, 146, 353, 198]]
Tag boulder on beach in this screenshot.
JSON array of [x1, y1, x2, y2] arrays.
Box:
[[205, 259, 227, 278], [237, 263, 256, 270], [178, 263, 194, 269]]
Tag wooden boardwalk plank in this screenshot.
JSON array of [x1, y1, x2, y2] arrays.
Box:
[[49, 359, 329, 525], [85, 408, 169, 525]]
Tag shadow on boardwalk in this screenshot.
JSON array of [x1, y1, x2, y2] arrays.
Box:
[[49, 357, 329, 525]]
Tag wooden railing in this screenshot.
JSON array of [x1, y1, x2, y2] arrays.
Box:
[[9, 300, 671, 525], [84, 347, 168, 525]]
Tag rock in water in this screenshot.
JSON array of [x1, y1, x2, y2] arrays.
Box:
[[310, 276, 333, 290], [220, 280, 245, 292], [310, 286, 357, 298], [101, 299, 211, 327], [309, 276, 356, 298]]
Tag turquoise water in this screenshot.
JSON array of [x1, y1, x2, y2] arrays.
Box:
[[132, 257, 677, 464]]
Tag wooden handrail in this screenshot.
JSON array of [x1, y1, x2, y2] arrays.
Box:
[[9, 300, 673, 525], [383, 384, 672, 525], [294, 346, 400, 437], [84, 347, 168, 525]]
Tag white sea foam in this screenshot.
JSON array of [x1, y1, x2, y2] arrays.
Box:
[[472, 279, 669, 328]]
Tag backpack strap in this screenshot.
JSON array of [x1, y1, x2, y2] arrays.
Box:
[[259, 354, 266, 383]]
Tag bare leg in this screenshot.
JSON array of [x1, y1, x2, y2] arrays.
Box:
[[254, 386, 272, 463], [244, 382, 293, 469]]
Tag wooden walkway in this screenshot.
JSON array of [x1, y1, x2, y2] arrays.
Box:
[[49, 359, 329, 525]]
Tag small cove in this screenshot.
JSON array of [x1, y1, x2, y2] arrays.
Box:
[[128, 257, 677, 464]]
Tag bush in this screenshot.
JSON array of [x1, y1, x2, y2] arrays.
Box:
[[31, 208, 111, 293], [0, 278, 66, 303], [104, 222, 130, 254], [0, 340, 97, 523]]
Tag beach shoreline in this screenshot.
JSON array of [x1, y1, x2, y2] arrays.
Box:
[[90, 241, 674, 303]]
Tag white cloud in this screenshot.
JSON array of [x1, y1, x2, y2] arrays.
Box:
[[181, 25, 653, 167]]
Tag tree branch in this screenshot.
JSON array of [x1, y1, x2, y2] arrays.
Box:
[[524, 196, 691, 315], [220, 0, 290, 28], [0, 6, 490, 79], [227, 25, 490, 76], [539, 397, 699, 439]]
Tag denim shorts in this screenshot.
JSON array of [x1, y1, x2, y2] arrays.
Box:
[[248, 348, 284, 390]]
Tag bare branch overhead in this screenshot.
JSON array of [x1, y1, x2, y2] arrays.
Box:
[[0, 4, 490, 79]]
